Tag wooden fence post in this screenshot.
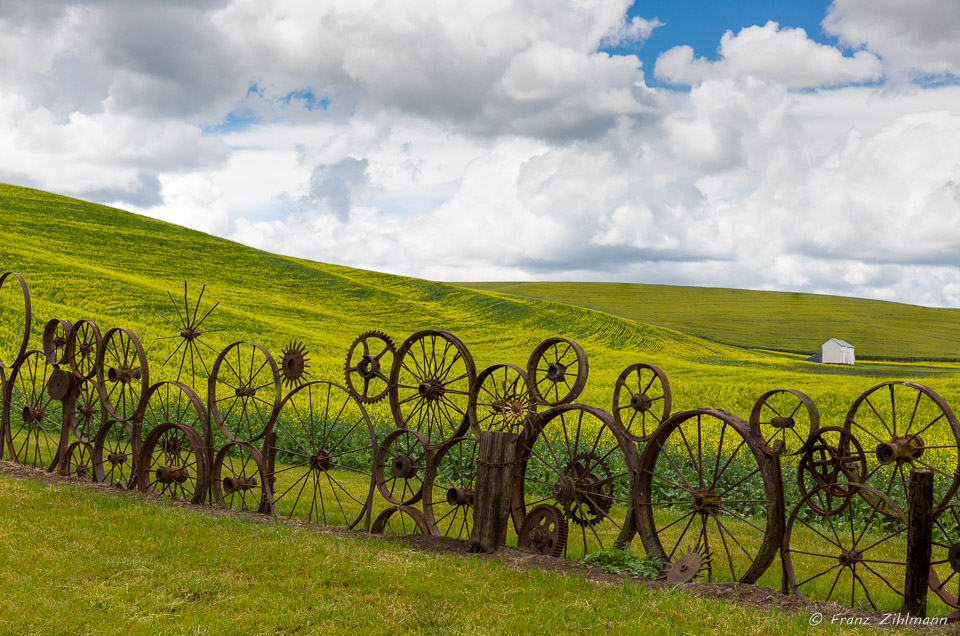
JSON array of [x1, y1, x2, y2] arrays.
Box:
[[469, 431, 517, 553], [903, 468, 933, 618]]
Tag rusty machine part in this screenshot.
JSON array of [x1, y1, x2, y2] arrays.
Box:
[[61, 441, 94, 480], [212, 442, 268, 511], [845, 381, 960, 515], [0, 271, 31, 374], [526, 337, 588, 407], [96, 326, 150, 423], [3, 349, 65, 471], [374, 429, 432, 506], [634, 409, 782, 584], [512, 404, 638, 558], [518, 504, 568, 557], [797, 426, 868, 516], [388, 330, 476, 446], [263, 380, 378, 529], [749, 389, 820, 456], [344, 330, 395, 404], [157, 282, 225, 394], [468, 363, 535, 436], [370, 505, 435, 536], [612, 363, 672, 442], [42, 318, 73, 366], [930, 503, 960, 615], [782, 481, 907, 610], [422, 437, 478, 540], [92, 418, 135, 487], [134, 380, 210, 459], [136, 422, 210, 504], [65, 319, 102, 379], [280, 340, 310, 389], [208, 341, 280, 444], [69, 378, 105, 443], [660, 546, 713, 585]]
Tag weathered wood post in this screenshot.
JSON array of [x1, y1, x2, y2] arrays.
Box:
[[469, 430, 517, 553], [903, 468, 933, 618]]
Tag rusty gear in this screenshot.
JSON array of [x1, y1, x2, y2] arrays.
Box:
[[345, 330, 396, 404], [660, 546, 712, 585], [519, 504, 568, 557], [560, 452, 614, 527], [280, 340, 310, 389]]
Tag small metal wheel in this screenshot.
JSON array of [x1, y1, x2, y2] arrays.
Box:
[[512, 404, 637, 559], [930, 504, 960, 615], [422, 437, 478, 539], [136, 422, 210, 504], [66, 319, 101, 379], [612, 363, 671, 442], [263, 380, 378, 529], [62, 441, 94, 480], [782, 482, 906, 610], [0, 271, 31, 372], [374, 429, 432, 506], [92, 419, 135, 487], [208, 341, 281, 444], [796, 426, 868, 516], [518, 504, 568, 557], [660, 546, 713, 585], [280, 340, 310, 389], [370, 505, 434, 536], [526, 337, 588, 407], [844, 381, 960, 514], [388, 330, 476, 446], [96, 327, 150, 423], [42, 318, 72, 366], [212, 442, 267, 511], [635, 409, 782, 584], [134, 381, 210, 456], [468, 363, 534, 436], [749, 389, 819, 456], [69, 378, 105, 443], [3, 350, 65, 471], [344, 330, 395, 404]]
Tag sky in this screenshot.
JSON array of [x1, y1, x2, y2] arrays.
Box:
[[2, 1, 960, 307]]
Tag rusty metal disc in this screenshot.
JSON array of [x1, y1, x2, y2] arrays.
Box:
[[65, 319, 101, 379], [61, 441, 94, 481], [212, 442, 267, 512], [661, 547, 712, 585], [612, 363, 671, 442], [92, 418, 135, 487], [0, 271, 31, 372], [369, 505, 434, 536], [526, 337, 588, 407], [136, 422, 210, 504], [749, 389, 820, 456], [344, 330, 395, 404], [374, 428, 432, 506], [468, 363, 534, 436], [96, 327, 150, 423], [2, 349, 65, 472], [280, 340, 310, 390], [519, 504, 568, 557], [422, 436, 478, 539], [42, 318, 73, 366], [208, 341, 280, 444]]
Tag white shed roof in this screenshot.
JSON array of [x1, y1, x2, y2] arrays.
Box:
[[824, 338, 854, 348]]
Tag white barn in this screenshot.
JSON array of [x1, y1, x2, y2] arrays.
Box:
[[822, 338, 855, 365]]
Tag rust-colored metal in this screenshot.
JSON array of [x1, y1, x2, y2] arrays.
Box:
[[749, 389, 820, 456], [796, 426, 868, 516], [0, 271, 32, 372], [96, 326, 149, 423], [280, 340, 310, 389], [3, 349, 65, 471], [69, 378, 105, 443], [46, 368, 77, 402], [212, 442, 267, 511], [518, 504, 568, 557], [65, 319, 101, 379], [370, 505, 434, 536], [157, 282, 225, 395], [92, 418, 135, 487], [374, 428, 431, 506], [136, 422, 210, 504], [42, 318, 72, 366], [208, 341, 280, 444], [526, 337, 588, 406], [468, 363, 534, 436], [661, 546, 713, 585], [930, 503, 960, 613], [344, 330, 395, 404], [61, 441, 94, 480], [612, 363, 671, 443], [134, 380, 210, 467], [422, 436, 478, 539]]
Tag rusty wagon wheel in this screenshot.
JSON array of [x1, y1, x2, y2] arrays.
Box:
[[844, 381, 960, 515], [42, 318, 72, 366], [2, 350, 65, 471], [0, 271, 31, 373], [468, 363, 535, 436], [344, 330, 395, 404], [796, 426, 868, 516], [388, 330, 476, 446], [612, 363, 671, 442], [749, 389, 819, 456], [526, 337, 588, 407], [212, 442, 267, 512], [134, 381, 210, 462], [370, 505, 434, 536], [930, 503, 960, 616], [136, 422, 210, 504], [783, 482, 907, 610], [62, 441, 94, 480], [95, 327, 150, 423], [92, 418, 135, 487], [263, 380, 377, 529], [66, 319, 101, 379], [374, 429, 432, 506], [69, 378, 105, 443], [635, 409, 782, 584], [208, 341, 281, 444], [422, 436, 478, 540], [512, 404, 637, 558]]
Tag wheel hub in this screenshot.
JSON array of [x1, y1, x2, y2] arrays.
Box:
[[161, 437, 183, 455], [235, 385, 256, 398], [222, 475, 258, 494], [79, 342, 95, 357], [155, 465, 190, 484], [553, 476, 577, 504], [838, 549, 863, 567], [357, 355, 380, 379], [108, 365, 142, 384], [691, 489, 721, 514], [79, 401, 97, 419], [446, 487, 474, 507], [310, 450, 334, 472], [180, 327, 200, 341], [417, 379, 445, 401], [21, 405, 46, 424], [391, 454, 416, 479], [769, 416, 795, 429], [107, 452, 127, 465], [875, 435, 924, 465], [630, 393, 653, 412], [546, 362, 567, 383]]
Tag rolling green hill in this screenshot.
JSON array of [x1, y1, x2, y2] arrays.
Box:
[[459, 281, 960, 361]]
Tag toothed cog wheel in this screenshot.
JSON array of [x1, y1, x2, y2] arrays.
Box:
[[281, 341, 310, 389], [344, 330, 396, 404], [659, 546, 713, 585]]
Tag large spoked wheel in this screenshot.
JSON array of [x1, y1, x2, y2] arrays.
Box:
[[344, 330, 395, 404], [134, 381, 210, 460], [212, 443, 267, 512], [612, 363, 671, 442], [422, 437, 478, 539], [388, 330, 476, 446], [136, 423, 210, 504], [92, 419, 136, 487], [749, 389, 819, 456], [208, 341, 280, 444], [635, 409, 782, 584], [69, 378, 105, 443], [845, 381, 960, 515], [0, 271, 31, 373], [263, 380, 377, 529], [96, 327, 150, 423], [783, 482, 906, 610], [42, 318, 72, 366], [374, 429, 431, 506], [3, 350, 65, 471], [468, 363, 534, 436], [512, 404, 637, 558], [66, 319, 101, 379], [526, 337, 588, 407]]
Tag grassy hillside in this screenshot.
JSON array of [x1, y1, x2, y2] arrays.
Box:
[[459, 281, 960, 361]]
